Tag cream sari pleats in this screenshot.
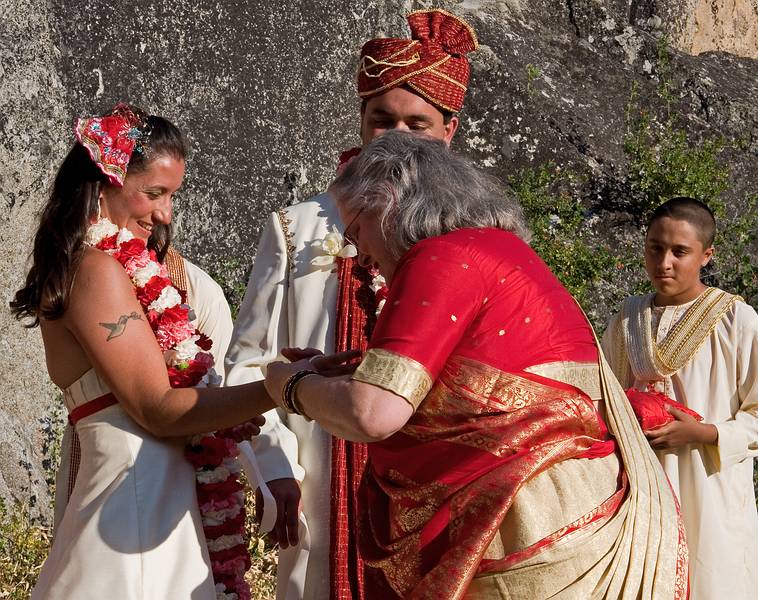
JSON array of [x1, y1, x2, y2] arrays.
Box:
[[465, 350, 686, 599]]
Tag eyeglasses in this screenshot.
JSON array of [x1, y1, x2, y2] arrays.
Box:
[[343, 207, 364, 251]]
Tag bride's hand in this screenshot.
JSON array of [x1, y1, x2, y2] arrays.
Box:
[[216, 414, 266, 442]]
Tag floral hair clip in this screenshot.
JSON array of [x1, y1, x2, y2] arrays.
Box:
[[74, 103, 146, 187]]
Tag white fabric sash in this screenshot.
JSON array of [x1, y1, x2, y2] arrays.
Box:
[[237, 441, 311, 600]]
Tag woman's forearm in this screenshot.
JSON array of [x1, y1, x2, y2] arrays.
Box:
[[294, 375, 413, 442], [140, 381, 275, 437]]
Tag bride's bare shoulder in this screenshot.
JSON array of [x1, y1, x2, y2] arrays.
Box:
[[75, 247, 131, 286], [68, 248, 135, 309]]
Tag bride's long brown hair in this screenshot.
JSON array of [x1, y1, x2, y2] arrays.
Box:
[[10, 106, 187, 327]]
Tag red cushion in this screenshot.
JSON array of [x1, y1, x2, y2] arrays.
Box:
[[625, 388, 703, 431]]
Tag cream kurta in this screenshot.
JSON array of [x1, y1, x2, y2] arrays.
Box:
[[225, 192, 340, 600], [602, 298, 758, 600]]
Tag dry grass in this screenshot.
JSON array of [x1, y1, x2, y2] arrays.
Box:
[[243, 483, 278, 599], [0, 500, 52, 600]]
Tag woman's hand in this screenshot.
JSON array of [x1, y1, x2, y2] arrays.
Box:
[[265, 349, 360, 410], [265, 359, 309, 409], [645, 406, 718, 449], [216, 414, 266, 442]]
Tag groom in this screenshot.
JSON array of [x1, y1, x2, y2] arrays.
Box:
[[226, 9, 478, 599]]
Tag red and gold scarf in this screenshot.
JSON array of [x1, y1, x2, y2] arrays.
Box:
[[330, 257, 376, 599]]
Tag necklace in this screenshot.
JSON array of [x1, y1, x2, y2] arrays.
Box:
[[85, 218, 251, 599]]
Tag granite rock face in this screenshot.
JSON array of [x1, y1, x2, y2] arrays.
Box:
[[1, 0, 71, 519], [660, 0, 758, 58], [1, 0, 756, 516]]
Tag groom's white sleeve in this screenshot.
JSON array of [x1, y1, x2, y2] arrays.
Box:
[[183, 258, 234, 384], [225, 212, 305, 483]]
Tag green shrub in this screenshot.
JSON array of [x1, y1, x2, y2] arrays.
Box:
[[510, 165, 617, 308], [624, 115, 729, 220], [708, 194, 758, 306], [209, 257, 251, 320], [623, 111, 757, 305]]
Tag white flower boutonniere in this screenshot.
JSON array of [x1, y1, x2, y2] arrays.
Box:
[[311, 225, 357, 269]]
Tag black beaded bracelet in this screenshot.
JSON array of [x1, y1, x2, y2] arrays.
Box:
[[290, 374, 317, 421], [282, 369, 317, 415]]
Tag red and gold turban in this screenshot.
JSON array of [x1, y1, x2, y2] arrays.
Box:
[[357, 9, 478, 113]]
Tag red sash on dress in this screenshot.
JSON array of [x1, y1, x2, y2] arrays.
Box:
[[330, 257, 376, 600], [68, 393, 118, 425]]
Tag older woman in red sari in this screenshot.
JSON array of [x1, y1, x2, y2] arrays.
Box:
[[265, 132, 688, 599]]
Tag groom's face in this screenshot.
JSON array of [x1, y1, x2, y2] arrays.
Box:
[[360, 87, 458, 146]]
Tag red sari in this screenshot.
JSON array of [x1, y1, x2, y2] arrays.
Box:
[[352, 228, 687, 599]]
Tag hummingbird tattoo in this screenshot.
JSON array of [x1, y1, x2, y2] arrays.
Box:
[[99, 311, 143, 341]]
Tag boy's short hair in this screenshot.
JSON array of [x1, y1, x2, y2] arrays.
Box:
[[647, 197, 717, 248]]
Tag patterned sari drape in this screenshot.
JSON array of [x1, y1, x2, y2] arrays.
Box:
[[351, 229, 687, 599]]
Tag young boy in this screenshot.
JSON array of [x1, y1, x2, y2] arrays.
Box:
[[601, 196, 758, 600]]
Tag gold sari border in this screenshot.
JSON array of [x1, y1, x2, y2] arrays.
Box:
[[164, 247, 188, 294], [353, 348, 433, 410], [524, 361, 602, 400]]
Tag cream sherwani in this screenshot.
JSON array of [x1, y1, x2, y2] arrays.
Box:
[[53, 257, 234, 528], [602, 294, 758, 600], [183, 258, 234, 380], [225, 193, 340, 600]]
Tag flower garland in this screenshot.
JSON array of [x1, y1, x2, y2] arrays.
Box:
[[85, 218, 250, 600]]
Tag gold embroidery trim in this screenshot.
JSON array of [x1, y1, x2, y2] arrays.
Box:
[[404, 80, 460, 114], [276, 209, 295, 272], [360, 41, 422, 78], [655, 287, 741, 371], [525, 361, 602, 400], [612, 313, 630, 387], [352, 348, 433, 410], [357, 55, 451, 98], [164, 247, 188, 294], [441, 355, 583, 413], [428, 66, 469, 91], [364, 40, 421, 70]]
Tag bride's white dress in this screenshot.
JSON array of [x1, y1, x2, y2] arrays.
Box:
[[32, 369, 216, 599]]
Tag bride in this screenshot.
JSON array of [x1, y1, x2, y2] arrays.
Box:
[[10, 104, 347, 599]]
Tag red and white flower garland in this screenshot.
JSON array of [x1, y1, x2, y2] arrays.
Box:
[[85, 218, 250, 600]]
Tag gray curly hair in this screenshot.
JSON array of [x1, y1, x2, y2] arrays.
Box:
[[330, 131, 531, 260]]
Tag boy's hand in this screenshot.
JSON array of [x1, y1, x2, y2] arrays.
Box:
[[645, 406, 718, 449]]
